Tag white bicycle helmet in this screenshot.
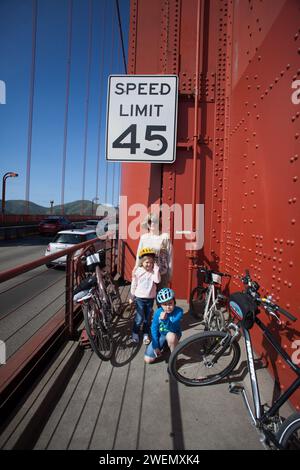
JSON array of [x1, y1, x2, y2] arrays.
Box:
[[157, 287, 175, 304]]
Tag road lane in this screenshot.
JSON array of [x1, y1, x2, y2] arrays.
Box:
[[0, 235, 52, 272], [0, 235, 70, 360]]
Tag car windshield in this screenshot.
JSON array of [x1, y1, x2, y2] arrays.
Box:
[[43, 218, 60, 224], [53, 233, 85, 244]]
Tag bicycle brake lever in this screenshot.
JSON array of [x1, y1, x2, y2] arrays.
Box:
[[267, 308, 282, 325]]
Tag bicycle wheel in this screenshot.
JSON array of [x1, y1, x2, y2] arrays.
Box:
[[276, 413, 300, 449], [206, 308, 225, 331], [189, 286, 207, 319], [169, 331, 241, 386], [83, 301, 113, 361]]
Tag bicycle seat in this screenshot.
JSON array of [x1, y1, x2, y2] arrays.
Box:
[[73, 290, 93, 302], [73, 275, 97, 296]]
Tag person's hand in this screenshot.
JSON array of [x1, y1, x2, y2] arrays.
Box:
[[129, 298, 134, 304], [154, 348, 162, 357], [159, 311, 168, 321], [153, 262, 159, 272]]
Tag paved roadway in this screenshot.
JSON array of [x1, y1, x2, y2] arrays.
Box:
[[0, 235, 66, 360]]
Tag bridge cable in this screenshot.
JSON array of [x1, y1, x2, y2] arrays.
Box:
[[25, 0, 38, 214], [61, 0, 73, 213], [81, 0, 93, 214], [95, 0, 107, 205], [104, 3, 115, 205], [115, 0, 127, 74]]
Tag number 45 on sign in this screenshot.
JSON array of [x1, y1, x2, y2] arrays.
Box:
[[106, 75, 178, 163]]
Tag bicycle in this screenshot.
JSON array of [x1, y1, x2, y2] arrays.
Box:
[[73, 250, 121, 360], [189, 265, 230, 330], [169, 269, 300, 449]]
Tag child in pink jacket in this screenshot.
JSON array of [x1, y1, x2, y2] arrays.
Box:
[[130, 248, 161, 344]]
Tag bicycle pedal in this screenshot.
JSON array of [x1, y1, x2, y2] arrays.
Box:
[[229, 383, 244, 395], [218, 294, 227, 302]]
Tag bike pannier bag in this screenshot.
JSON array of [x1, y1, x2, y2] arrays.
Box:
[[229, 292, 258, 329], [86, 250, 106, 271]]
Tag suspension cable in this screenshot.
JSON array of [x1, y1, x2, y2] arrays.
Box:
[[115, 36, 122, 207], [25, 0, 38, 214], [81, 0, 93, 214], [115, 0, 127, 74], [61, 0, 73, 213], [105, 3, 115, 204], [95, 0, 107, 203]]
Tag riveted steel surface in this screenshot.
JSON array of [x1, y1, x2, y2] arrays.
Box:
[[122, 0, 300, 408], [221, 0, 300, 409]]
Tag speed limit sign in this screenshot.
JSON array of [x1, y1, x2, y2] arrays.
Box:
[[106, 75, 178, 163]]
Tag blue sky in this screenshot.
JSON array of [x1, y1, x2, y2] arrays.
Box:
[[0, 0, 130, 208]]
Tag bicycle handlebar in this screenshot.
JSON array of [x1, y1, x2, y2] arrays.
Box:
[[272, 303, 297, 322], [261, 299, 297, 322], [198, 266, 231, 277], [242, 269, 297, 323]]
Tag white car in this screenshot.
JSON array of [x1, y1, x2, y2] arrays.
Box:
[[45, 229, 100, 267], [83, 219, 101, 229]]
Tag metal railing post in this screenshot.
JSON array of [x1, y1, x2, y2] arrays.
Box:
[[65, 253, 75, 337]]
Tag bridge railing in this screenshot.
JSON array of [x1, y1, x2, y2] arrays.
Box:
[[0, 233, 118, 414]]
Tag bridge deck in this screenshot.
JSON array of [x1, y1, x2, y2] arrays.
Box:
[[0, 284, 279, 450]]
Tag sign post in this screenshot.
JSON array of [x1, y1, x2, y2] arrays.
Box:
[[106, 75, 178, 163]]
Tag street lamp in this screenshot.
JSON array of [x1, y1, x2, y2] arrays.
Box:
[[50, 200, 54, 215], [91, 197, 99, 216], [2, 172, 18, 214]]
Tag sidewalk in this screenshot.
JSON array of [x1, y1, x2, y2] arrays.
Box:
[[0, 290, 270, 450]]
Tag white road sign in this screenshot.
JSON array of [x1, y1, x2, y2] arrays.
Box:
[[106, 75, 178, 163]]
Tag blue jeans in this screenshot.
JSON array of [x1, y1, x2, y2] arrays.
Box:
[[144, 334, 167, 359], [132, 298, 154, 335]]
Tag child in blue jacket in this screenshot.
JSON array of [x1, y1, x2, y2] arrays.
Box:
[[144, 288, 183, 364]]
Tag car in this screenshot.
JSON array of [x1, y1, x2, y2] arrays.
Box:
[[45, 229, 101, 267], [83, 218, 118, 238], [39, 216, 74, 235], [83, 219, 102, 229]]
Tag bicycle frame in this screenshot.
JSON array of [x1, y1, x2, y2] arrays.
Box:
[[95, 265, 111, 309], [240, 317, 300, 444], [203, 283, 218, 322], [203, 284, 213, 317]]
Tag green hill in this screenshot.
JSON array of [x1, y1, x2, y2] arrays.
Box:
[[1, 199, 117, 216]]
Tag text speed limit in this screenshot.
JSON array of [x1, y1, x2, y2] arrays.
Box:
[[106, 75, 178, 163]]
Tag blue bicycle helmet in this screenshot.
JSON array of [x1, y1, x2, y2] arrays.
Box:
[[157, 287, 175, 304]]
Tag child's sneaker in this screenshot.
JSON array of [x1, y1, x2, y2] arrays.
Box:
[[132, 332, 139, 343], [143, 334, 150, 345]]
